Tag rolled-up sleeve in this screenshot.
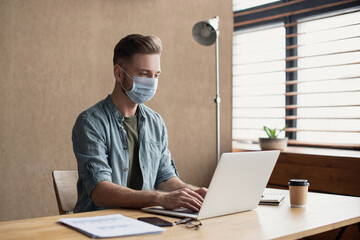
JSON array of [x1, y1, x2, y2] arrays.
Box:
[[72, 115, 112, 196], [154, 120, 179, 189]]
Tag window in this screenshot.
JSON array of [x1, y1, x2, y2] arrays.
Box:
[[296, 10, 360, 147], [233, 24, 286, 144], [233, 0, 280, 11], [232, 0, 360, 150]]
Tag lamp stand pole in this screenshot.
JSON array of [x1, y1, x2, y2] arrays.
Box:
[[215, 36, 221, 163], [192, 16, 220, 163]]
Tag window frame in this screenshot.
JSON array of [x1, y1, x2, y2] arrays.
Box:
[[233, 0, 360, 150]]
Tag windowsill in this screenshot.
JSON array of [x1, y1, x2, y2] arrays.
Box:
[[232, 143, 360, 159]]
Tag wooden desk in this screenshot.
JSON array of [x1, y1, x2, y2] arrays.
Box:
[[1, 189, 359, 240]]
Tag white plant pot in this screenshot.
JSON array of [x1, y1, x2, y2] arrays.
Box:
[[259, 137, 288, 150]]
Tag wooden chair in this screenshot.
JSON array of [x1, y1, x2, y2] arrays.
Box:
[[52, 170, 78, 215]]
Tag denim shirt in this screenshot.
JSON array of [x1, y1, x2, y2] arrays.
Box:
[[72, 95, 178, 213]]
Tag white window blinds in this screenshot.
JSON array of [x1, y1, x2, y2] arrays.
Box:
[[232, 24, 286, 148], [293, 9, 360, 148], [232, 6, 360, 149]]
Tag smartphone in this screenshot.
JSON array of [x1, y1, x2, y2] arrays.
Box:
[[137, 217, 173, 227]]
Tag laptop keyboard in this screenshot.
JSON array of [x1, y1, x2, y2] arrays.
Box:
[[172, 207, 198, 214]]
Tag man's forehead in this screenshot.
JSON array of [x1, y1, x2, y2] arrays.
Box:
[[129, 53, 161, 71]]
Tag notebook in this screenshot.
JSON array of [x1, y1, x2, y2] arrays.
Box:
[[142, 150, 280, 220], [260, 190, 285, 205]]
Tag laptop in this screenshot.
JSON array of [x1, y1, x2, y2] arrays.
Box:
[[142, 150, 280, 220]]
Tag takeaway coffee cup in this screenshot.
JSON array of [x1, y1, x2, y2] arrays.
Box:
[[288, 179, 310, 207]]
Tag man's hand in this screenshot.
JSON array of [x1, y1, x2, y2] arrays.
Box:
[[156, 177, 208, 211], [194, 187, 208, 199], [159, 188, 204, 212]]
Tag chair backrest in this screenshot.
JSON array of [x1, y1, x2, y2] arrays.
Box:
[[52, 170, 78, 215]]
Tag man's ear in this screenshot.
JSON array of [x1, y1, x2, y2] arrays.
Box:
[[114, 64, 124, 84]]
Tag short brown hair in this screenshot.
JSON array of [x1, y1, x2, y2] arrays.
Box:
[[113, 34, 162, 65]]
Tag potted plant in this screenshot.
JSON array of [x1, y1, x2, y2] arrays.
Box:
[[259, 126, 288, 150]]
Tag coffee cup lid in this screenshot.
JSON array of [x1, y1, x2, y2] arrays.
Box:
[[288, 179, 309, 186]]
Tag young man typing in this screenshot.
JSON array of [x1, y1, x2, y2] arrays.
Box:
[[72, 34, 207, 213]]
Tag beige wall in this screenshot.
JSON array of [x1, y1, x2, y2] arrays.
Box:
[[0, 0, 233, 221]]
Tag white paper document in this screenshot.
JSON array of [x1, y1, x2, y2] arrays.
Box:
[[59, 214, 166, 238]]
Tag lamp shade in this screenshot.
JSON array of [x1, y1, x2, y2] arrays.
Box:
[[192, 16, 219, 46]]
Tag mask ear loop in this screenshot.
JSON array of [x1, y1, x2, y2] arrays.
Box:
[[120, 67, 133, 93]]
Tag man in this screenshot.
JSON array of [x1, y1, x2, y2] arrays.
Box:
[[72, 34, 207, 213]]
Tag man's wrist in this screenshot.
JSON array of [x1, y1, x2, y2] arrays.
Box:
[[147, 190, 163, 206]]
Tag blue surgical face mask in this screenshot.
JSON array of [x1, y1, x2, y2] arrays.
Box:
[[121, 69, 158, 104]]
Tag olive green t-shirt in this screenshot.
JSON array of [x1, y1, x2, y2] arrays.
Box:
[[122, 114, 143, 190]]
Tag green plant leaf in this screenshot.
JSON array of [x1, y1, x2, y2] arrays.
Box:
[[263, 125, 287, 138], [263, 126, 276, 138], [270, 128, 276, 137], [263, 126, 273, 138], [275, 125, 287, 137]]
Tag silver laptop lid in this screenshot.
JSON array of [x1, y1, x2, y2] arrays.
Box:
[[197, 150, 280, 219], [142, 151, 280, 220]]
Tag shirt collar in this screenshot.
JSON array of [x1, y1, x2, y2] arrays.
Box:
[[105, 94, 147, 121]]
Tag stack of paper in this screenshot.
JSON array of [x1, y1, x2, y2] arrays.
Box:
[[59, 214, 166, 238]]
